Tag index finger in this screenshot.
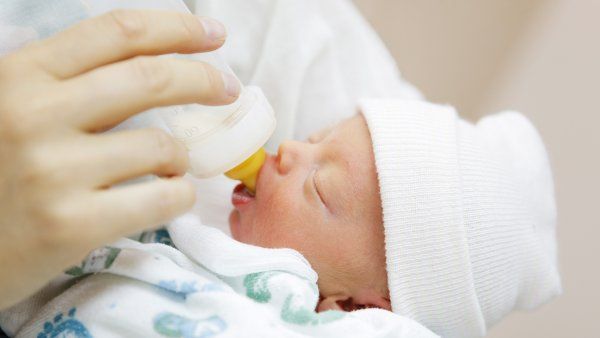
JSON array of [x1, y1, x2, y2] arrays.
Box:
[[25, 10, 226, 79]]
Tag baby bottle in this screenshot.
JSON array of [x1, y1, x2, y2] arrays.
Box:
[[83, 0, 275, 192]]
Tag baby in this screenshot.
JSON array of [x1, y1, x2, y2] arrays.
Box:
[[228, 99, 562, 336], [0, 101, 560, 338]]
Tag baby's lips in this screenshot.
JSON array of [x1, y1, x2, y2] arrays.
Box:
[[231, 183, 255, 210]]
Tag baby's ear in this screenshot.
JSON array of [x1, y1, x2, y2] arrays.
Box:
[[317, 293, 391, 312], [317, 295, 346, 312]]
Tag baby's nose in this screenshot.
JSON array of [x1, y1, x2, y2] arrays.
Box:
[[277, 140, 306, 175]]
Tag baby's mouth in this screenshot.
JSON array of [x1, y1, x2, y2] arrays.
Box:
[[231, 183, 255, 209]]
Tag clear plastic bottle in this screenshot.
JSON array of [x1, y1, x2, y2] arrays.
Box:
[[84, 0, 276, 180]]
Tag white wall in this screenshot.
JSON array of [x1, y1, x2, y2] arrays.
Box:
[[353, 0, 599, 336], [353, 0, 544, 117]]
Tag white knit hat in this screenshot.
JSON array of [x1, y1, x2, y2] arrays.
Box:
[[360, 99, 561, 337]]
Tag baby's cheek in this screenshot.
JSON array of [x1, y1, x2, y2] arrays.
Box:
[[253, 194, 306, 247]]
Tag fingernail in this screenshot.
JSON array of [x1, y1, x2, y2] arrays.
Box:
[[199, 17, 226, 42], [221, 72, 241, 98]]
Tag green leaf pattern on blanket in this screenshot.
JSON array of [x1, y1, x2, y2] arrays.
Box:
[[153, 312, 227, 338], [65, 246, 121, 277], [281, 294, 346, 325], [243, 271, 279, 303], [244, 272, 346, 326]]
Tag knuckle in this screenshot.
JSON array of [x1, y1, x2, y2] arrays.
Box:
[[0, 92, 57, 143], [174, 12, 196, 46], [106, 9, 146, 41], [148, 129, 179, 170], [0, 108, 21, 140], [0, 52, 24, 80], [149, 188, 172, 221], [0, 111, 39, 145], [198, 62, 221, 100], [35, 202, 78, 247], [153, 183, 182, 219], [130, 57, 172, 95], [19, 148, 51, 185], [19, 144, 71, 187], [0, 99, 30, 141], [179, 181, 195, 207]]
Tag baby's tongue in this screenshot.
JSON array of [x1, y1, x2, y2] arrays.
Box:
[[232, 183, 255, 208]]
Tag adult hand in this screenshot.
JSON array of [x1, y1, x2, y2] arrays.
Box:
[[0, 10, 240, 309]]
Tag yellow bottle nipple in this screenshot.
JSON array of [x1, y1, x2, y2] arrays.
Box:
[[225, 147, 266, 194]]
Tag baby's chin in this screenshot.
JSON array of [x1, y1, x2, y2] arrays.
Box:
[[228, 209, 243, 241], [228, 209, 256, 244]]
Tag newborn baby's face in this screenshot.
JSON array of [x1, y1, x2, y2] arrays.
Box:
[[229, 115, 390, 311]]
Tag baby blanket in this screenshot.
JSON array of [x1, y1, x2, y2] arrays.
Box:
[[0, 215, 436, 337]]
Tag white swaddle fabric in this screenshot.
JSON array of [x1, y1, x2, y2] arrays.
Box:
[[1, 217, 437, 337]]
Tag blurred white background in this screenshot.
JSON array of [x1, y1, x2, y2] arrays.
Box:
[[353, 0, 599, 336]]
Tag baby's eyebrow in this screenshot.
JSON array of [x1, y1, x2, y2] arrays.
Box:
[[307, 134, 320, 143], [308, 126, 335, 143]]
